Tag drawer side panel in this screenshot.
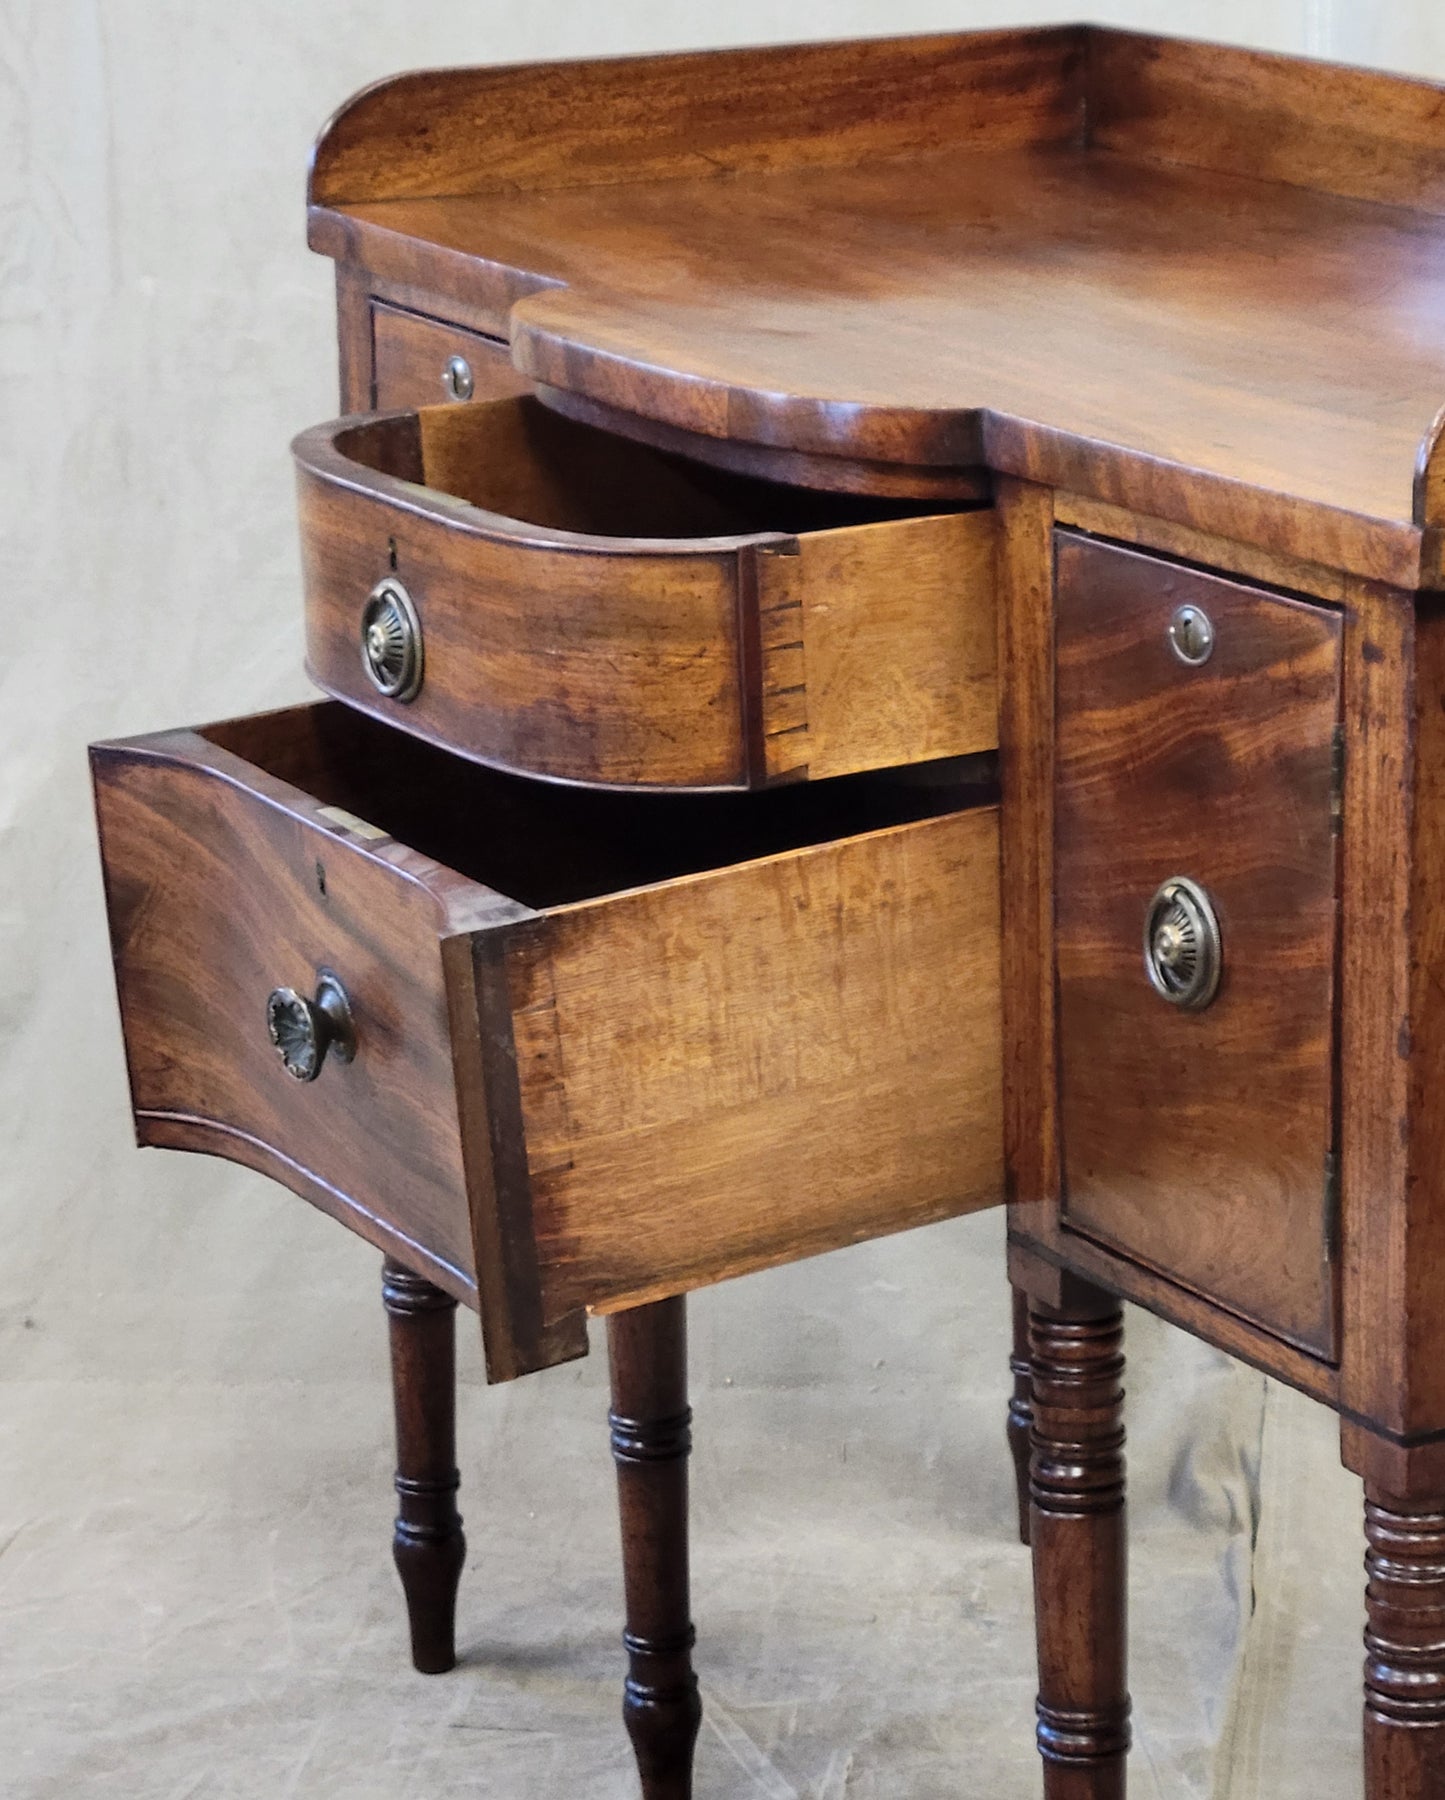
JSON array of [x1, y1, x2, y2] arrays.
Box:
[[757, 511, 999, 781], [511, 807, 1004, 1314]]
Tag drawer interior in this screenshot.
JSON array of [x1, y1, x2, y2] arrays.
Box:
[[205, 703, 997, 908], [338, 396, 956, 541]]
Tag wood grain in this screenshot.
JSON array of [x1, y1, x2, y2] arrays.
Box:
[[295, 398, 997, 789], [608, 1298, 701, 1799], [309, 29, 1445, 575], [1008, 1283, 1034, 1547], [1011, 1234, 1338, 1407], [382, 1258, 466, 1675], [1363, 1492, 1445, 1795], [1090, 30, 1445, 214], [93, 702, 1004, 1375], [1029, 1291, 1131, 1800], [1053, 492, 1350, 606], [1054, 534, 1342, 1358], [1415, 404, 1445, 531], [372, 304, 528, 411], [334, 262, 373, 413], [490, 145, 1441, 574], [1337, 588, 1445, 1446], [1336, 584, 1417, 1439], [314, 159, 1442, 574], [309, 27, 1087, 205], [89, 723, 527, 1311], [536, 384, 992, 504], [995, 480, 1059, 1245], [753, 511, 997, 781], [296, 403, 755, 790], [508, 807, 1004, 1319], [1399, 603, 1445, 1436], [91, 708, 595, 1385]]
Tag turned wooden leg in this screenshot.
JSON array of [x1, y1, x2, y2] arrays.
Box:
[[609, 1296, 701, 1800], [1364, 1489, 1445, 1797], [1029, 1288, 1131, 1800], [383, 1256, 466, 1675], [1010, 1282, 1036, 1547]]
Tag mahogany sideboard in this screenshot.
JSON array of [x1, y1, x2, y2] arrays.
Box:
[[91, 24, 1445, 1798]]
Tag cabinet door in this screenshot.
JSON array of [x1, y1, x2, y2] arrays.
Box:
[[1054, 533, 1342, 1359]]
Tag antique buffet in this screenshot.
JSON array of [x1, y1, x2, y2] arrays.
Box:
[[90, 25, 1445, 1798]]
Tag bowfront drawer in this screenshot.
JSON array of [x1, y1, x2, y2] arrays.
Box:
[[294, 397, 997, 790], [371, 304, 530, 409], [93, 703, 1004, 1381]]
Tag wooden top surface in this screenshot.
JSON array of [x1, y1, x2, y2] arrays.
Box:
[[309, 28, 1445, 584]]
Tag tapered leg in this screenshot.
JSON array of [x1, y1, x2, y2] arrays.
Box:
[[382, 1256, 466, 1675], [1364, 1489, 1445, 1797], [1030, 1288, 1131, 1800], [1010, 1283, 1036, 1546], [609, 1296, 701, 1800]]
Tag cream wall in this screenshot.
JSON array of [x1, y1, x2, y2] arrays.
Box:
[[3, 4, 1441, 1797]]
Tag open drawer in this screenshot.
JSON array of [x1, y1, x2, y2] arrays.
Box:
[[293, 397, 997, 790], [92, 702, 1004, 1381]]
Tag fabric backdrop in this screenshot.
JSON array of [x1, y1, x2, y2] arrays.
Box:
[[4, 2, 1438, 1794]]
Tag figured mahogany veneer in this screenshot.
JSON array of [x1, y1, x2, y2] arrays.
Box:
[[92, 701, 1003, 1382], [295, 397, 997, 789], [1054, 535, 1343, 1360]]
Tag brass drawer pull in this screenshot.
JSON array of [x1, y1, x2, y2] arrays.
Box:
[[1144, 877, 1221, 1011], [361, 577, 424, 701], [1168, 604, 1214, 666], [442, 354, 474, 401], [266, 969, 356, 1081]]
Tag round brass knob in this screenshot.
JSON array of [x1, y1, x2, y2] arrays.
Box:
[[1168, 604, 1215, 666], [1143, 877, 1222, 1010], [442, 354, 475, 401], [266, 970, 356, 1082], [360, 577, 423, 701]]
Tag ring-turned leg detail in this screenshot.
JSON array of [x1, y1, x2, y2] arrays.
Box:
[[609, 1296, 701, 1800], [1010, 1283, 1036, 1547], [1364, 1489, 1445, 1798], [382, 1256, 466, 1675], [1030, 1292, 1131, 1800]]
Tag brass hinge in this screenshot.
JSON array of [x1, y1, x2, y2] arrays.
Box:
[[1323, 1149, 1341, 1261], [1330, 724, 1345, 835]]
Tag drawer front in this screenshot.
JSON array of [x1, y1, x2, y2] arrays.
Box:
[[94, 703, 1004, 1377], [294, 398, 996, 790], [1054, 534, 1342, 1358], [89, 708, 580, 1383], [372, 304, 530, 410]]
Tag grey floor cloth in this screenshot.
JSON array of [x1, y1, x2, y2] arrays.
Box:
[[0, 1176, 1366, 1798]]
